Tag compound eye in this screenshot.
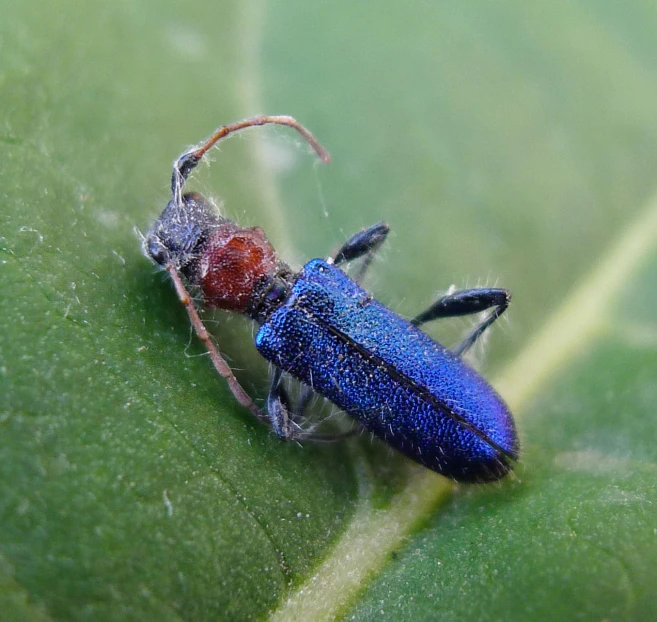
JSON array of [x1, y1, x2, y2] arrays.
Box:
[[146, 235, 169, 265]]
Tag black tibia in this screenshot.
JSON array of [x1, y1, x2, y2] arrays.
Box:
[[266, 367, 354, 441], [411, 288, 511, 357], [333, 222, 390, 284], [266, 366, 296, 440]]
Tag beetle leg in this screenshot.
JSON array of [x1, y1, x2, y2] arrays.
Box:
[[411, 288, 511, 357], [169, 262, 348, 442], [266, 366, 300, 439], [332, 222, 390, 284], [268, 373, 315, 424], [267, 367, 356, 441], [266, 367, 319, 439], [290, 384, 314, 421]]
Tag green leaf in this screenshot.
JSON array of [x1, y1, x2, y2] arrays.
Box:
[[2, 1, 657, 621]]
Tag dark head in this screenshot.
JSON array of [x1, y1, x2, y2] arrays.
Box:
[[145, 117, 329, 315], [144, 192, 224, 278]]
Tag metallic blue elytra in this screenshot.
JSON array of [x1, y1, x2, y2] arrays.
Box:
[[145, 115, 519, 484], [256, 259, 518, 482]]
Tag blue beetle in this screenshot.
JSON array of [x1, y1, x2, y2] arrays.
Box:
[[144, 115, 519, 483]]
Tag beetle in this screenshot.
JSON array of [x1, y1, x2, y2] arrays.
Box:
[[144, 115, 519, 483]]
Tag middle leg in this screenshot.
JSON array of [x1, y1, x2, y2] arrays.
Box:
[[331, 222, 390, 285]]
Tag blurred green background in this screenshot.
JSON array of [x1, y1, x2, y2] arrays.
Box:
[[2, 1, 657, 620]]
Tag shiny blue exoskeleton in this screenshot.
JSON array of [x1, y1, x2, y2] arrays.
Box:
[[144, 115, 519, 484], [256, 259, 518, 482]]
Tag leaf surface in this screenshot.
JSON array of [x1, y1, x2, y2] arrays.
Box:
[[1, 1, 657, 620]]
